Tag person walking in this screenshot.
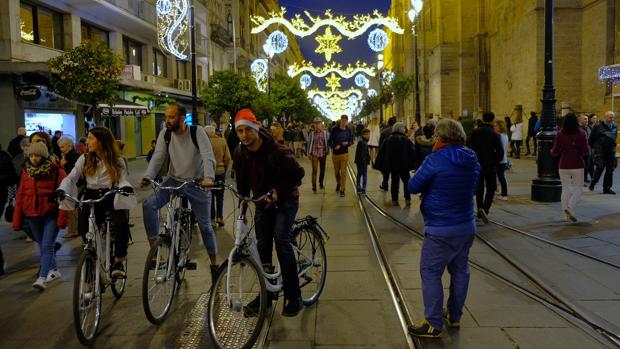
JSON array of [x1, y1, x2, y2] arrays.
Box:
[[377, 116, 397, 191], [367, 117, 381, 164], [0, 146, 19, 276], [467, 112, 504, 223], [414, 124, 436, 171], [7, 127, 27, 158], [589, 111, 617, 194], [58, 136, 81, 238], [377, 122, 415, 205], [407, 119, 480, 338], [271, 122, 285, 144], [550, 113, 590, 221], [586, 114, 598, 180], [293, 123, 305, 158], [13, 142, 68, 290], [307, 117, 329, 192], [51, 131, 63, 159], [579, 115, 592, 183], [205, 125, 231, 227], [525, 112, 538, 156], [355, 128, 371, 194], [494, 120, 509, 200], [328, 115, 354, 197], [510, 115, 524, 159]]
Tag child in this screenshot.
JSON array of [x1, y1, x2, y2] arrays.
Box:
[[355, 128, 371, 194]]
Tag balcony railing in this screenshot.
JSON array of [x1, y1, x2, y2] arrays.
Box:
[[210, 23, 233, 47]]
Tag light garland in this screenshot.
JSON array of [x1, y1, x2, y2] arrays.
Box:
[[267, 30, 289, 54], [315, 27, 342, 61], [368, 28, 389, 52], [381, 70, 395, 84], [368, 89, 378, 97], [355, 74, 370, 88], [287, 61, 376, 79], [325, 73, 342, 91], [156, 0, 190, 60], [251, 59, 269, 92], [300, 74, 312, 90], [307, 88, 364, 100], [250, 7, 404, 39], [599, 64, 620, 82], [311, 94, 361, 120]]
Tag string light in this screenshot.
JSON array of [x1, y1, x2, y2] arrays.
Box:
[[325, 73, 342, 91], [267, 30, 288, 54], [368, 89, 378, 97], [156, 0, 189, 60], [315, 27, 342, 61], [300, 74, 312, 90], [355, 74, 369, 88], [599, 65, 620, 82], [368, 28, 389, 52], [307, 88, 364, 100], [251, 59, 269, 92], [251, 7, 404, 39], [288, 61, 376, 79]]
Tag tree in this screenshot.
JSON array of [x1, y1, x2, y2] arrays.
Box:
[[389, 74, 415, 120], [251, 74, 321, 124], [201, 70, 259, 124], [358, 95, 381, 119], [48, 40, 124, 121]]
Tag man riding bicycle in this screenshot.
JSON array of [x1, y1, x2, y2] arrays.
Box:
[[232, 109, 305, 317], [140, 103, 219, 279]]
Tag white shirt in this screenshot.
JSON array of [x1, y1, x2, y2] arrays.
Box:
[[510, 122, 524, 141]]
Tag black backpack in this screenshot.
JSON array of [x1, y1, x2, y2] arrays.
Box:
[[158, 125, 199, 178]]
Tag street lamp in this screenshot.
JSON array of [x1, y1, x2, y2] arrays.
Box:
[[377, 53, 384, 124], [408, 0, 422, 125]]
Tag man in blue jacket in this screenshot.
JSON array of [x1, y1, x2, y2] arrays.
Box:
[[407, 119, 480, 338], [328, 115, 354, 197]]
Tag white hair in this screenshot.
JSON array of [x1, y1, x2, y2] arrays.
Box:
[[58, 136, 74, 147]]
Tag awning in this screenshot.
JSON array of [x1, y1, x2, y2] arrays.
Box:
[[99, 98, 149, 117]]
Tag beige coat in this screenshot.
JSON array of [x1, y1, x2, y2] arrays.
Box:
[[209, 135, 231, 175]]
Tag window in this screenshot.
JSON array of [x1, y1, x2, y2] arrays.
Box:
[[20, 2, 63, 50], [81, 22, 109, 47], [176, 59, 189, 80], [123, 37, 143, 68], [153, 48, 167, 77]]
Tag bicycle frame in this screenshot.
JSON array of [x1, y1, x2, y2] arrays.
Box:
[[85, 205, 112, 292], [158, 193, 183, 281]]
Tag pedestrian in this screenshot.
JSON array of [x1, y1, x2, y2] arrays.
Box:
[[355, 128, 371, 194], [586, 114, 598, 180], [272, 122, 285, 144], [146, 139, 156, 162], [377, 122, 415, 205], [510, 115, 524, 159], [467, 112, 504, 223], [525, 112, 538, 156], [579, 115, 592, 183], [328, 115, 354, 197], [550, 113, 590, 221], [58, 136, 81, 238], [307, 117, 329, 192], [504, 115, 512, 142], [494, 120, 509, 200], [284, 124, 295, 153], [407, 118, 480, 338], [0, 144, 18, 277], [367, 117, 381, 164], [293, 123, 305, 158], [51, 130, 63, 159], [377, 116, 397, 191], [414, 124, 435, 171], [7, 127, 27, 158], [205, 125, 231, 227], [13, 142, 68, 290], [30, 131, 59, 164], [588, 111, 617, 194]]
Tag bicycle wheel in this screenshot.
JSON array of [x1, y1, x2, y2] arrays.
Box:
[[110, 258, 128, 299], [175, 212, 192, 285], [208, 256, 267, 349], [142, 239, 176, 324], [296, 228, 327, 306], [73, 250, 102, 345]]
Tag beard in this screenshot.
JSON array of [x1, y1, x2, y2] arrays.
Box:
[[166, 120, 181, 132]]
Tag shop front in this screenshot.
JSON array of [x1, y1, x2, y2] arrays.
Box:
[[98, 98, 148, 158]]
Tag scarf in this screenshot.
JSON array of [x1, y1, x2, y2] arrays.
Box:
[[26, 158, 52, 179], [432, 140, 465, 152]]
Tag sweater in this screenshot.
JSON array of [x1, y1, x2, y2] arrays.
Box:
[[209, 135, 231, 176], [467, 124, 504, 171], [550, 129, 589, 169], [328, 126, 353, 155]]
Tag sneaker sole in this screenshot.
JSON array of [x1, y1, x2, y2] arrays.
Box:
[[564, 210, 577, 222], [409, 332, 442, 338], [33, 284, 46, 291]]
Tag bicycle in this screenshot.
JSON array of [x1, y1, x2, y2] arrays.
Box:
[[142, 177, 199, 324], [207, 183, 329, 349], [56, 187, 134, 346]]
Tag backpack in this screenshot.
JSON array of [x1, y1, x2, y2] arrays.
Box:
[[158, 126, 199, 178]]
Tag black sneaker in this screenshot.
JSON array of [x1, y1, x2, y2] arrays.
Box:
[[111, 263, 126, 279], [408, 320, 442, 338], [603, 189, 616, 195], [335, 185, 340, 192], [312, 185, 317, 193], [339, 190, 345, 198], [282, 297, 303, 317], [443, 310, 461, 328], [319, 183, 324, 190], [589, 184, 595, 191], [477, 209, 489, 224], [380, 185, 388, 192]]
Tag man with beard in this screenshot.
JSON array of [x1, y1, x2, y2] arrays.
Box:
[[140, 103, 220, 280]]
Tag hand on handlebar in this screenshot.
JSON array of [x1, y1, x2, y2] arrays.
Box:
[[200, 178, 214, 188], [48, 189, 66, 203], [264, 189, 278, 207], [139, 177, 151, 188]]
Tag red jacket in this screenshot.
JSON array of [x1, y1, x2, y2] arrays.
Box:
[[13, 163, 68, 231], [550, 129, 589, 169]]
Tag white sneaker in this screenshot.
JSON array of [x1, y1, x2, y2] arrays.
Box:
[[25, 237, 33, 243], [46, 269, 62, 284], [498, 196, 508, 201], [32, 277, 47, 291], [564, 209, 577, 222]]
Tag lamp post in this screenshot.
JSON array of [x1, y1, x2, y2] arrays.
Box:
[[408, 0, 423, 125], [189, 0, 198, 125], [377, 53, 384, 124], [531, 0, 561, 202]]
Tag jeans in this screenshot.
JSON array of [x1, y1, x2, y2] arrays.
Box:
[[390, 169, 411, 202], [356, 164, 368, 192], [559, 169, 584, 212], [143, 178, 217, 255], [26, 216, 59, 278], [511, 140, 522, 158], [255, 200, 300, 300], [525, 135, 537, 154], [332, 153, 348, 192], [476, 168, 497, 213], [591, 154, 615, 192], [420, 233, 475, 330], [311, 155, 326, 188], [496, 163, 508, 197], [211, 173, 226, 219]]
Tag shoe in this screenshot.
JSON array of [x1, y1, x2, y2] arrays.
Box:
[[312, 185, 317, 193], [380, 185, 388, 192], [54, 242, 62, 253], [111, 263, 126, 279], [282, 297, 303, 317], [392, 201, 399, 206], [585, 179, 591, 183], [356, 190, 362, 195], [564, 209, 577, 222], [319, 183, 324, 190], [603, 189, 616, 195], [339, 190, 345, 198], [477, 209, 489, 224], [408, 320, 442, 338], [25, 237, 33, 242], [525, 152, 531, 156], [498, 196, 508, 201], [335, 185, 340, 192], [588, 184, 594, 191], [216, 218, 225, 227], [32, 277, 47, 291], [361, 190, 366, 195], [63, 231, 79, 238], [210, 264, 219, 283], [46, 269, 62, 284], [443, 310, 461, 328]]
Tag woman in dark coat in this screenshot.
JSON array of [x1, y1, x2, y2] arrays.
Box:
[[377, 122, 415, 205]]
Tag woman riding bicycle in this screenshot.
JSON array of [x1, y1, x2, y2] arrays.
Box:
[[58, 127, 136, 278]]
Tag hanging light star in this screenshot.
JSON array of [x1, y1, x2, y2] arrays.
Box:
[[325, 73, 341, 91], [315, 27, 342, 62]]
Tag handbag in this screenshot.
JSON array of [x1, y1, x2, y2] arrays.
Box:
[[4, 195, 14, 222]]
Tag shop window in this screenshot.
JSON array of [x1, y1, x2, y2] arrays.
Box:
[[123, 37, 143, 69], [81, 22, 109, 47], [153, 48, 168, 77], [20, 2, 64, 50]]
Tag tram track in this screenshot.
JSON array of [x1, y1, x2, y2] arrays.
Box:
[[346, 164, 620, 349]]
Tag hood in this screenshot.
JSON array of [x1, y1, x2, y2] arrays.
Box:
[[436, 144, 479, 170], [416, 135, 435, 146]]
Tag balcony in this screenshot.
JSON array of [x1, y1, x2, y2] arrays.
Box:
[[210, 24, 233, 48], [103, 0, 156, 25]]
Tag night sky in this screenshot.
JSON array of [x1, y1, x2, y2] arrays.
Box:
[[279, 0, 392, 90]]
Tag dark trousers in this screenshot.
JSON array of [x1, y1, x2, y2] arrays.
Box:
[[78, 189, 130, 258], [356, 164, 368, 192], [496, 163, 508, 196], [420, 233, 475, 330], [211, 173, 226, 219], [525, 135, 537, 154], [381, 171, 390, 189], [255, 200, 300, 300], [476, 169, 497, 213], [511, 140, 522, 158], [390, 169, 411, 202], [583, 155, 592, 181], [310, 155, 326, 188], [591, 155, 616, 192]]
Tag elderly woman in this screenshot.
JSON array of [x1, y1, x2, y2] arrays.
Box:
[[407, 119, 480, 338], [58, 136, 81, 238]]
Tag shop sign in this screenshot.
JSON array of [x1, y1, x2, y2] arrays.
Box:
[[100, 107, 148, 117], [17, 86, 42, 101]]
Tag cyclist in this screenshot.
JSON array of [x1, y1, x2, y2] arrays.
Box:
[[140, 103, 219, 279], [232, 109, 305, 317], [57, 127, 136, 278]]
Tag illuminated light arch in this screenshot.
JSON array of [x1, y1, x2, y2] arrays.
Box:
[[267, 30, 288, 54], [251, 8, 404, 39], [156, 0, 190, 60], [307, 88, 364, 100], [300, 74, 312, 89], [368, 28, 389, 52], [288, 61, 376, 79]]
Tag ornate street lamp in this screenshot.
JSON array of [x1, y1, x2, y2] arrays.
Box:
[[408, 0, 423, 124]]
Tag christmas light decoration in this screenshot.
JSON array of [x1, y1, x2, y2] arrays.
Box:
[[325, 73, 342, 91], [315, 27, 342, 61], [251, 58, 269, 92], [287, 61, 376, 79], [307, 88, 364, 100], [599, 64, 620, 82], [382, 70, 395, 84], [156, 0, 190, 60], [267, 30, 288, 54], [300, 74, 312, 90], [311, 94, 361, 120], [368, 89, 378, 97], [368, 28, 389, 52], [250, 8, 404, 39], [355, 74, 369, 88]]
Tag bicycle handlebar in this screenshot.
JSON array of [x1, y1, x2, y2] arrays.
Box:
[[143, 177, 201, 191], [210, 181, 273, 203], [56, 187, 133, 206]]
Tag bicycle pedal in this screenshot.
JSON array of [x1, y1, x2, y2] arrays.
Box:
[[185, 261, 197, 270]]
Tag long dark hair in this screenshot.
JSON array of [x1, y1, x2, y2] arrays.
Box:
[[562, 112, 580, 135], [84, 127, 123, 184]]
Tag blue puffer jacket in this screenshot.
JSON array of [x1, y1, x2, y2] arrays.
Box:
[[407, 144, 480, 237]]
